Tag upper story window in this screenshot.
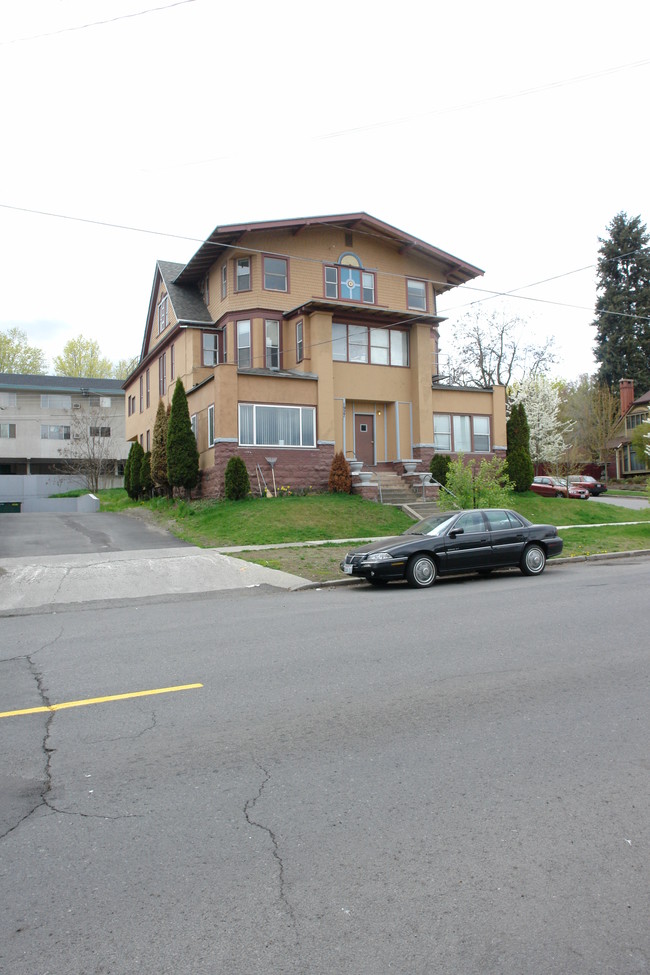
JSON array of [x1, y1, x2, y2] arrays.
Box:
[[158, 352, 167, 396], [0, 393, 17, 408], [146, 369, 150, 408], [332, 323, 409, 367], [296, 320, 304, 363], [237, 320, 251, 368], [625, 410, 648, 433], [263, 256, 288, 292], [139, 376, 144, 413], [203, 274, 210, 305], [203, 332, 219, 366], [434, 414, 491, 453], [170, 343, 175, 381], [158, 294, 168, 334], [90, 426, 111, 437], [265, 320, 280, 370], [235, 257, 251, 292], [41, 394, 72, 409], [41, 424, 70, 440], [0, 423, 16, 438], [324, 253, 375, 304], [221, 264, 227, 299], [407, 279, 427, 311], [88, 396, 112, 408]]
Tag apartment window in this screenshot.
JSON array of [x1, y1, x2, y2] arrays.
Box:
[[296, 320, 303, 363], [90, 426, 111, 437], [170, 343, 175, 381], [407, 279, 427, 311], [263, 256, 288, 292], [331, 323, 409, 366], [433, 414, 491, 453], [88, 396, 111, 409], [237, 320, 251, 368], [203, 332, 219, 366], [190, 414, 197, 440], [139, 376, 144, 413], [146, 429, 151, 452], [221, 263, 227, 299], [140, 434, 144, 447], [235, 257, 251, 292], [41, 425, 70, 440], [325, 265, 376, 304], [265, 320, 280, 370], [203, 274, 210, 305], [0, 393, 17, 407], [158, 294, 168, 334], [239, 403, 316, 447], [146, 369, 150, 408], [158, 353, 167, 396], [207, 404, 215, 445], [41, 394, 72, 409], [0, 423, 16, 438]]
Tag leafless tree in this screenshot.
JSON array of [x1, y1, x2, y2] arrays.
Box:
[[560, 376, 620, 477], [57, 400, 126, 493], [443, 309, 555, 388]]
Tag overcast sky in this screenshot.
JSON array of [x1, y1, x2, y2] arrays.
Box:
[[2, 0, 649, 380]]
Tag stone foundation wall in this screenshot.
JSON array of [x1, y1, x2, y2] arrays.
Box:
[[198, 443, 336, 499]]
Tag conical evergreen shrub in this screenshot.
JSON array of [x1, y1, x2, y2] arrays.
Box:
[[167, 379, 199, 493], [224, 456, 251, 500], [328, 451, 352, 493], [151, 399, 170, 496]]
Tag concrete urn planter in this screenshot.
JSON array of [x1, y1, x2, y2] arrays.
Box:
[[348, 459, 363, 474], [403, 460, 419, 474], [358, 470, 374, 484]]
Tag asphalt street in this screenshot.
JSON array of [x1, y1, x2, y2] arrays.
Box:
[[1, 557, 648, 975]]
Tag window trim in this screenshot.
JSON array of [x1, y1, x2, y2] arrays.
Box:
[[433, 413, 492, 453], [158, 294, 168, 334], [406, 278, 428, 312], [235, 256, 252, 293], [203, 331, 219, 367], [296, 320, 304, 363], [238, 402, 316, 448], [263, 255, 288, 293], [158, 352, 167, 396], [324, 265, 376, 305], [207, 404, 215, 446], [237, 320, 252, 369]]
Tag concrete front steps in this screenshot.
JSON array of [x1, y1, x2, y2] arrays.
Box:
[[374, 469, 426, 506]]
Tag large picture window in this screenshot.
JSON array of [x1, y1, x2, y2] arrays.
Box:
[[239, 403, 315, 447], [331, 323, 409, 367], [41, 425, 70, 440], [434, 413, 491, 453]]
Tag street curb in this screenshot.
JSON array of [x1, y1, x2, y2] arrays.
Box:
[[293, 548, 650, 590]]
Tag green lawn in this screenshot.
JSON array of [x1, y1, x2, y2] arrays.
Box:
[[89, 488, 650, 582]]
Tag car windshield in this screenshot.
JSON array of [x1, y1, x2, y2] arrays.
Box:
[[404, 512, 459, 537]]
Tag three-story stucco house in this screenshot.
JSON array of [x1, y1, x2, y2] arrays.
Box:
[[124, 213, 507, 496]]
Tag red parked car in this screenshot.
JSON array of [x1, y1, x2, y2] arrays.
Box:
[[568, 475, 608, 496], [531, 476, 590, 499]]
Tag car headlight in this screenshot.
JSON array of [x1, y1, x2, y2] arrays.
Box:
[[364, 551, 394, 563]]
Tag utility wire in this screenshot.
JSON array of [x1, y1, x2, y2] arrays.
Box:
[[0, 0, 198, 46]]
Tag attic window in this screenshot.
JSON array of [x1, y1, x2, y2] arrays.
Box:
[[158, 295, 168, 334]]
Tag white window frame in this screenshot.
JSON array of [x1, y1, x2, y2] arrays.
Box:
[[433, 414, 451, 451], [433, 413, 491, 452], [263, 256, 288, 292], [221, 263, 227, 299], [0, 393, 17, 407], [190, 414, 197, 441], [296, 320, 304, 363], [40, 424, 71, 440], [265, 320, 280, 370], [332, 323, 409, 366], [238, 403, 316, 448], [207, 404, 215, 445], [203, 332, 219, 366], [0, 422, 16, 438], [40, 394, 72, 409], [407, 279, 427, 311], [158, 294, 168, 334], [325, 265, 338, 299], [235, 257, 251, 292], [237, 320, 251, 368]]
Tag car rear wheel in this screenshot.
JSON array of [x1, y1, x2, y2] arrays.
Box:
[[406, 554, 437, 588], [520, 544, 546, 576], [555, 491, 564, 498]]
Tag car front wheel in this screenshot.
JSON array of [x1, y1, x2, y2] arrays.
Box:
[[406, 554, 437, 588], [520, 544, 546, 576]]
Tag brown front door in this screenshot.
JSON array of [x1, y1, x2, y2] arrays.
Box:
[[355, 414, 375, 466]]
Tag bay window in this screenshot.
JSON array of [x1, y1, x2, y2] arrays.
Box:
[[239, 403, 316, 447]]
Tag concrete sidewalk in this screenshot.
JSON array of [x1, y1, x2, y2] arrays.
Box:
[[0, 546, 311, 613]]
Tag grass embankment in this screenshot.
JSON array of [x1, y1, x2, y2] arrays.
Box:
[[90, 489, 650, 583]]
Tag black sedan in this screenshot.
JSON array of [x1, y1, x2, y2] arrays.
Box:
[[340, 508, 563, 588]]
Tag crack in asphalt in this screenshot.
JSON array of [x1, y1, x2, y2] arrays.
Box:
[[244, 761, 298, 935]]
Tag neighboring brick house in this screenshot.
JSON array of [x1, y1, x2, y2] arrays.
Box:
[[0, 373, 128, 501], [611, 379, 650, 477], [124, 213, 507, 497]]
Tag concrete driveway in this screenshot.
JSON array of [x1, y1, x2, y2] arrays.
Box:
[[0, 512, 309, 612], [590, 493, 649, 511]]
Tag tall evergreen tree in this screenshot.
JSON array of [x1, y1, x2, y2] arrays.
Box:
[[505, 402, 534, 491], [167, 379, 199, 493], [593, 212, 650, 393], [151, 399, 170, 496], [129, 441, 145, 499]]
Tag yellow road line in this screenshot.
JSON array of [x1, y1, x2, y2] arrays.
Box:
[[0, 683, 203, 719]]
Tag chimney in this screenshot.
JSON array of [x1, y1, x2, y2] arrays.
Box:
[[619, 378, 635, 415]]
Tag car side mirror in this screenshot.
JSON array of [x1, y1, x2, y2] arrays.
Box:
[[450, 528, 464, 537]]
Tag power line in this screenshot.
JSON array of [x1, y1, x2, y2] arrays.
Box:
[[0, 0, 199, 46], [2, 200, 649, 327]]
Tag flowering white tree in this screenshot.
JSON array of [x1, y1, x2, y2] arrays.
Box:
[[510, 376, 572, 473]]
